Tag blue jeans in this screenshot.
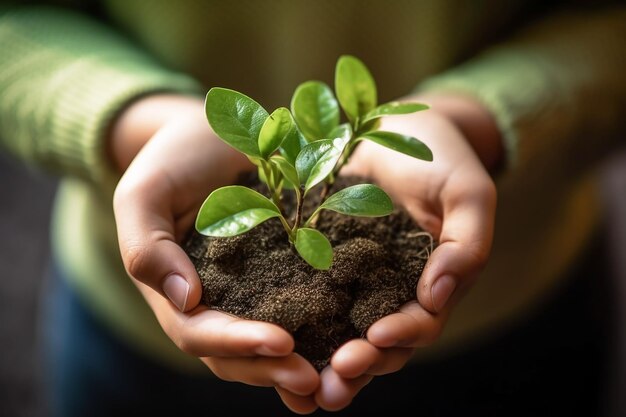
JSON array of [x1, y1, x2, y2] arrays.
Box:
[[39, 265, 298, 416], [39, 248, 611, 417]]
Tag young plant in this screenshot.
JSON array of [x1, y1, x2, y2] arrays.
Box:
[[195, 55, 432, 270]]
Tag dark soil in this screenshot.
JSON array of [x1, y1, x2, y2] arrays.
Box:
[[183, 174, 433, 371]]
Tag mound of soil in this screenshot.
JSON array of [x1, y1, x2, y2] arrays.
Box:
[[183, 174, 432, 371]]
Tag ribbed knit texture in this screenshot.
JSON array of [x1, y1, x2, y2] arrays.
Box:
[[419, 7, 626, 168], [0, 6, 202, 183]]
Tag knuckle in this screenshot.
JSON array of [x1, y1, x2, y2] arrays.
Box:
[[467, 242, 490, 273], [419, 320, 443, 346], [123, 243, 152, 280], [112, 181, 134, 211], [462, 176, 496, 207], [466, 242, 490, 270], [466, 178, 497, 208], [478, 178, 497, 206], [174, 335, 194, 356], [206, 360, 235, 382], [483, 174, 496, 193], [413, 320, 443, 347], [174, 322, 202, 356]]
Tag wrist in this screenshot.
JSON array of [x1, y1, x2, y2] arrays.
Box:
[[407, 93, 504, 173], [107, 94, 205, 173]]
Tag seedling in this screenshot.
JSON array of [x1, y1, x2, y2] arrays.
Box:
[[195, 55, 432, 270]]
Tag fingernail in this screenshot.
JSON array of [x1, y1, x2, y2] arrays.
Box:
[[163, 274, 189, 312], [431, 275, 456, 313]]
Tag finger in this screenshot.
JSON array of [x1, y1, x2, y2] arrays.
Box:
[[178, 309, 295, 357], [367, 301, 449, 348], [114, 173, 202, 313], [365, 347, 414, 376], [202, 354, 319, 396], [275, 387, 319, 415], [331, 339, 378, 378], [331, 339, 414, 378], [315, 367, 373, 411], [417, 179, 496, 314], [136, 281, 294, 357]]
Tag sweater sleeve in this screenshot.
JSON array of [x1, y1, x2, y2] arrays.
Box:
[[417, 5, 626, 170], [0, 5, 203, 182]]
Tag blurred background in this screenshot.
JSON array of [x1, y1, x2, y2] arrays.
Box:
[[1, 145, 626, 416], [0, 152, 57, 417]]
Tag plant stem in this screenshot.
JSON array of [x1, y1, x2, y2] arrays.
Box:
[[319, 182, 332, 204], [278, 215, 295, 241], [332, 138, 360, 181], [307, 130, 361, 227], [303, 206, 321, 228], [261, 161, 284, 215], [309, 132, 361, 228], [292, 186, 304, 231]]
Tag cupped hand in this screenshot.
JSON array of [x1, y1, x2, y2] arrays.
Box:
[[315, 95, 499, 411], [111, 95, 319, 414]]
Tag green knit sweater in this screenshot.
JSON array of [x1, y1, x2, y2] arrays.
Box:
[[1, 0, 625, 373]]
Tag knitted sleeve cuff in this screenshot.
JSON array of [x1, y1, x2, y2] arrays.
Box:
[[46, 58, 203, 182], [416, 49, 553, 169]]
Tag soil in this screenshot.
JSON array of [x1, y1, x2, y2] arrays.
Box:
[[183, 174, 433, 371]]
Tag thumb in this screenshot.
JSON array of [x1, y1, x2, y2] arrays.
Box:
[[417, 188, 495, 314], [417, 241, 485, 314], [121, 232, 202, 313], [113, 175, 202, 313]]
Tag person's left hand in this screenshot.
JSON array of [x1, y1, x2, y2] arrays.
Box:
[[313, 95, 499, 411]]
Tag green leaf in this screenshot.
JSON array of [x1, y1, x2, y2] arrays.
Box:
[[291, 81, 340, 142], [328, 123, 353, 144], [360, 102, 429, 126], [294, 228, 333, 270], [320, 184, 393, 217], [335, 55, 377, 123], [360, 131, 433, 161], [205, 87, 268, 158], [258, 107, 293, 159], [270, 155, 300, 191], [195, 186, 281, 237], [295, 139, 345, 192], [279, 122, 308, 166]]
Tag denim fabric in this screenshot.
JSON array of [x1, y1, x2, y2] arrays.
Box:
[[38, 265, 293, 416]]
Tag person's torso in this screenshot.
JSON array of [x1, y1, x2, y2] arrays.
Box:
[[100, 0, 541, 107]]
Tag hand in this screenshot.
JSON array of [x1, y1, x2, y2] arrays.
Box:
[[314, 94, 499, 411], [111, 95, 320, 414]]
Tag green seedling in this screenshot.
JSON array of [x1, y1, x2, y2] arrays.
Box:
[[195, 55, 432, 270]]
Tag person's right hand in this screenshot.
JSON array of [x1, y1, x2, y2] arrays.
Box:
[[111, 95, 320, 414], [313, 92, 502, 411]]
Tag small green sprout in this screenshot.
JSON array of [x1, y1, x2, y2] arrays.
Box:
[[196, 55, 432, 270]]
